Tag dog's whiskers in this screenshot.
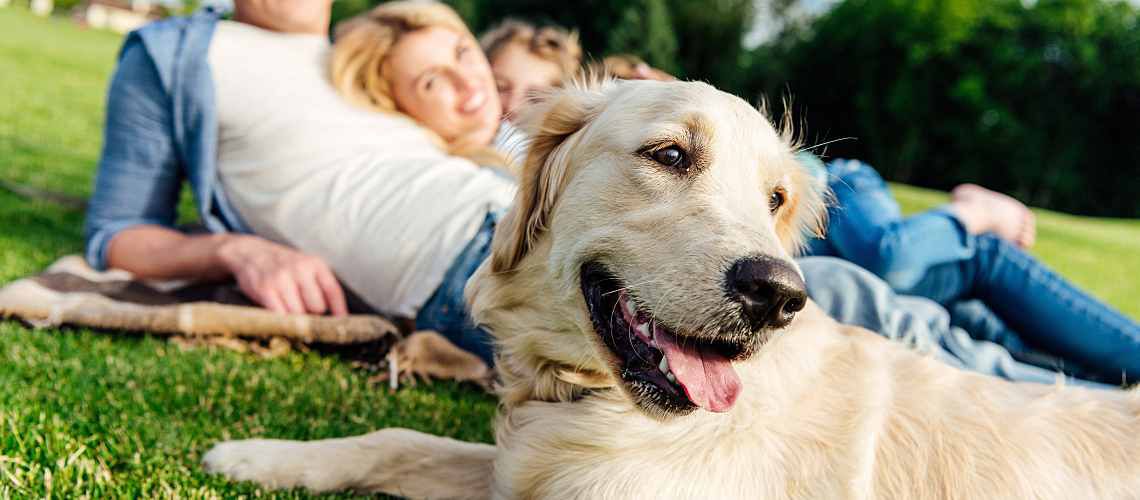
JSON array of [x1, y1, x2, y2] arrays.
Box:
[[794, 136, 856, 154], [606, 297, 625, 359], [605, 295, 653, 366], [602, 277, 667, 297], [620, 296, 654, 366], [605, 276, 670, 364]]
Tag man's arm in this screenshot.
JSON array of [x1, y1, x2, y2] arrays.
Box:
[[108, 226, 347, 316], [86, 35, 345, 316], [85, 36, 183, 271]]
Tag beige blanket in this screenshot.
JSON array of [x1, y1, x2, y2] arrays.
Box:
[[0, 256, 491, 388], [0, 256, 400, 344]]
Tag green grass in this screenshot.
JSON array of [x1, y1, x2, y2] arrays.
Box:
[[0, 8, 495, 498], [0, 6, 1136, 497]]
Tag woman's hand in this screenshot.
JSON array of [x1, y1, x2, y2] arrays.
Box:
[[215, 235, 349, 316]]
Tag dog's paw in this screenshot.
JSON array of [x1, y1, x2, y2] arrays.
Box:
[[203, 439, 313, 491]]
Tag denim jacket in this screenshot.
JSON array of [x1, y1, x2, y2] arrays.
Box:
[[84, 7, 249, 270]]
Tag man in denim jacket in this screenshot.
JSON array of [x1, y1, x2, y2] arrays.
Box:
[[85, 1, 348, 316]]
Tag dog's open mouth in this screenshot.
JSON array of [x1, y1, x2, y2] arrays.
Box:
[[581, 262, 752, 415]]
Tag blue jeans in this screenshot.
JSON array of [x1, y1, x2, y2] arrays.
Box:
[[415, 211, 499, 366], [800, 257, 1110, 389], [806, 159, 1140, 384]]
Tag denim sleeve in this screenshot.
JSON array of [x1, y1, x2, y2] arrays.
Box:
[[84, 37, 183, 271]]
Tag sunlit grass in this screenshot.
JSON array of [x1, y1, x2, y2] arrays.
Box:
[[0, 6, 1136, 497]]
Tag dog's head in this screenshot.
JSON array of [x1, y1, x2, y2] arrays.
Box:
[[468, 79, 825, 418]]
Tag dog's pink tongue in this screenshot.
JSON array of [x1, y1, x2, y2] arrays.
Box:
[[653, 325, 741, 413]]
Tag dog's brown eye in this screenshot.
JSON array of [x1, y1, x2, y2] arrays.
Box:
[[769, 188, 786, 214], [650, 146, 688, 170]]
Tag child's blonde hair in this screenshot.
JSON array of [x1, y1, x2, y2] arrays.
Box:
[[479, 19, 582, 79]]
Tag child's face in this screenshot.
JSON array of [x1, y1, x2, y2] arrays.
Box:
[[490, 43, 563, 120]]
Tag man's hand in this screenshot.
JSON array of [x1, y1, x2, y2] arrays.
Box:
[[106, 226, 348, 317], [215, 235, 348, 316]]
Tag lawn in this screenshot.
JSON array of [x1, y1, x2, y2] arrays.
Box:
[[1, 6, 1138, 498], [0, 8, 494, 499]]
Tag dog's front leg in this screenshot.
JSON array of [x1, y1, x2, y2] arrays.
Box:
[[203, 427, 495, 498]]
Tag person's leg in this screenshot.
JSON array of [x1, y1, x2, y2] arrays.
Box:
[[819, 160, 975, 290], [948, 299, 1107, 382], [798, 257, 1113, 389], [903, 235, 1140, 384], [415, 213, 498, 365], [933, 323, 1111, 390], [948, 300, 1029, 352]]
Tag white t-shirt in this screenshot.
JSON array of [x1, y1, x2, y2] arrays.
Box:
[[208, 21, 516, 318]]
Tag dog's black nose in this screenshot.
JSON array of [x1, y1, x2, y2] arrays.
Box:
[[725, 256, 807, 330]]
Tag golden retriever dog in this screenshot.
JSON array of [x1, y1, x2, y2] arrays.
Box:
[[203, 79, 1140, 499]]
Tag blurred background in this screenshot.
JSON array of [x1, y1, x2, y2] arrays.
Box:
[[376, 0, 1139, 219], [8, 0, 1140, 217]]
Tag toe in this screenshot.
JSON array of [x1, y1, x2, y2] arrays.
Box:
[[1018, 211, 1037, 248], [951, 183, 982, 201]]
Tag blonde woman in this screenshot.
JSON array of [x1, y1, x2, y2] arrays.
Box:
[[479, 19, 582, 119]]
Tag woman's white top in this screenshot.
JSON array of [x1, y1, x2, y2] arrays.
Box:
[[208, 21, 516, 318]]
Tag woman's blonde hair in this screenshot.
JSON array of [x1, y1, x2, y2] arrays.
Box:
[[330, 1, 512, 169], [330, 1, 471, 114], [480, 19, 582, 79]]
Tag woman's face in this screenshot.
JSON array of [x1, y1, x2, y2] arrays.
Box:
[[491, 43, 563, 119], [387, 27, 502, 150]]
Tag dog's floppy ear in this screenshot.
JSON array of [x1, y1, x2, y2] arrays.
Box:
[[491, 80, 610, 273], [759, 100, 830, 255], [776, 157, 829, 256]]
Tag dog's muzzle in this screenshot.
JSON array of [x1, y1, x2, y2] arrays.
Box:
[[725, 256, 807, 331]]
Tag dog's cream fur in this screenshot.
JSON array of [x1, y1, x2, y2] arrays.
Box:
[[204, 80, 1140, 499]]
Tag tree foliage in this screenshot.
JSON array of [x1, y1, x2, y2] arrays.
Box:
[[746, 0, 1140, 216], [329, 0, 753, 80]]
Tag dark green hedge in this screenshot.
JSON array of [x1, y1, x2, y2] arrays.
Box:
[[743, 0, 1140, 217], [333, 0, 755, 85]]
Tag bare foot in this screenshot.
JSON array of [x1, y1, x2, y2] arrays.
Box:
[[949, 184, 1036, 248]]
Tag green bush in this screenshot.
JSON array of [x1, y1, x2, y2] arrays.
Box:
[[329, 0, 752, 81], [441, 0, 687, 74], [745, 0, 1140, 217]]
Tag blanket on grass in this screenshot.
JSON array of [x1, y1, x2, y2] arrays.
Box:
[[0, 256, 491, 389]]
